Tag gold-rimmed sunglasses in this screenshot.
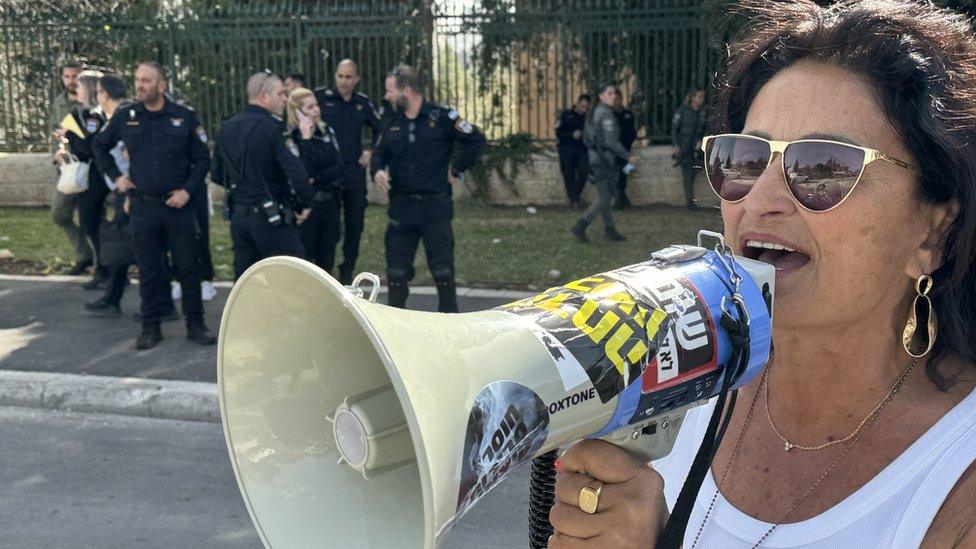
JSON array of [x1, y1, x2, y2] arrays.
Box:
[[701, 134, 915, 212]]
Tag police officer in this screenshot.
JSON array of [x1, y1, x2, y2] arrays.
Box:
[[371, 65, 485, 313], [212, 72, 314, 279], [555, 94, 590, 208], [93, 61, 215, 350], [314, 59, 383, 284], [287, 87, 345, 273], [571, 82, 632, 244], [672, 86, 707, 210], [613, 89, 637, 209]]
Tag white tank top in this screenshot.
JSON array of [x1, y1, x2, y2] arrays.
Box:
[[652, 388, 976, 548]]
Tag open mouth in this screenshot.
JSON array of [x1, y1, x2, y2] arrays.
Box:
[[742, 239, 811, 272]]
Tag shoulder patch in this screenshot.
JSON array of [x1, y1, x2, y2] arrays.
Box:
[[447, 110, 460, 121], [285, 137, 300, 157], [324, 89, 335, 96], [456, 119, 474, 134], [271, 113, 284, 122], [196, 126, 208, 143], [356, 91, 370, 100]]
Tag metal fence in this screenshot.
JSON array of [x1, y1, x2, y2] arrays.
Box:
[[0, 1, 713, 152]]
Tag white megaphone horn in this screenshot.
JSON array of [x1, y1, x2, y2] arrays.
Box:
[[217, 231, 774, 548]]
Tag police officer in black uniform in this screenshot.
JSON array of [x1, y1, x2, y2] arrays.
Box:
[[555, 94, 590, 208], [613, 90, 638, 209], [288, 87, 345, 273], [314, 59, 383, 284], [212, 72, 314, 279], [93, 61, 215, 350], [371, 65, 485, 313]]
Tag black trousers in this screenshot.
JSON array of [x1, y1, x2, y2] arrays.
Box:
[[616, 158, 632, 206], [338, 165, 368, 284], [557, 146, 588, 205], [230, 207, 306, 279], [300, 192, 341, 274], [384, 194, 457, 313], [77, 175, 111, 273], [193, 189, 215, 281], [129, 197, 203, 328], [101, 193, 130, 307]]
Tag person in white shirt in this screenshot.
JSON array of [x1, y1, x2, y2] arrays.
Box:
[[548, 2, 976, 547]]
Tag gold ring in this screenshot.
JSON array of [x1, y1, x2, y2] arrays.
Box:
[[578, 481, 603, 514]]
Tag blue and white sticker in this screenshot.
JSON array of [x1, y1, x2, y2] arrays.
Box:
[[171, 117, 183, 127], [196, 126, 208, 143]]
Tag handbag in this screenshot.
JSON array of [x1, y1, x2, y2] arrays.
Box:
[[98, 207, 134, 267], [56, 153, 90, 195]]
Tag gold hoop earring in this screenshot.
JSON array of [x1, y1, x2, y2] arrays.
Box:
[[902, 274, 937, 358]]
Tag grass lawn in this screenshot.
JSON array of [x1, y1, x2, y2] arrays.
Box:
[[0, 203, 724, 290]]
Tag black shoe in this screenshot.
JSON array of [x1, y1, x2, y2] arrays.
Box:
[[571, 220, 590, 243], [133, 309, 180, 323], [605, 228, 627, 242], [84, 298, 121, 317], [82, 278, 103, 291], [67, 259, 93, 276], [186, 323, 216, 345], [136, 325, 163, 350], [339, 267, 354, 286], [687, 202, 702, 211]]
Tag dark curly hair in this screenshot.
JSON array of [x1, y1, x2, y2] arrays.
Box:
[[711, 0, 976, 388]]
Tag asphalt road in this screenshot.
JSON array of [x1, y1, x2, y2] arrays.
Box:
[[0, 405, 533, 548], [0, 276, 525, 383]]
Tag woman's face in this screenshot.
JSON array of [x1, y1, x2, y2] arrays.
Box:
[[301, 96, 321, 123], [691, 91, 705, 109], [95, 87, 109, 110], [76, 83, 88, 105], [722, 61, 949, 331]]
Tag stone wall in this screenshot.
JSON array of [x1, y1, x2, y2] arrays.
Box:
[[0, 146, 718, 208]]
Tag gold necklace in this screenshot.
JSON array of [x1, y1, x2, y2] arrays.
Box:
[[765, 357, 918, 453], [689, 357, 918, 549]]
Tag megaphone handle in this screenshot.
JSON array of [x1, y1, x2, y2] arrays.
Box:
[[528, 450, 559, 549]]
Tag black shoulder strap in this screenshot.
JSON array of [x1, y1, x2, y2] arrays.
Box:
[[655, 304, 751, 549]]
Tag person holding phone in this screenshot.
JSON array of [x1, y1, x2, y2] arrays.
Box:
[[287, 88, 345, 275]]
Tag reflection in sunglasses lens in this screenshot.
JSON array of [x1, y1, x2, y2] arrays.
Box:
[[705, 136, 769, 202], [783, 142, 864, 211]]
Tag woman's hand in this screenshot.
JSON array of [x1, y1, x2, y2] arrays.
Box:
[[299, 113, 315, 140], [549, 439, 669, 548]]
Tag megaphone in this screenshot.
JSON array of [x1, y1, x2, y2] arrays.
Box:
[[217, 232, 774, 548]]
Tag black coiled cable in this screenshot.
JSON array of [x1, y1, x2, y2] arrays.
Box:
[[528, 449, 559, 548]]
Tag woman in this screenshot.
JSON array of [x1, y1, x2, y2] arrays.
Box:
[[62, 69, 109, 289], [84, 73, 132, 317], [286, 87, 344, 275], [550, 2, 976, 547], [671, 87, 706, 211]]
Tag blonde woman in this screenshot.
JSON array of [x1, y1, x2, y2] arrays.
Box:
[[287, 87, 345, 275]]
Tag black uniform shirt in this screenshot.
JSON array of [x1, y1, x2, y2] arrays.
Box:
[[291, 124, 345, 188], [556, 109, 586, 150], [93, 98, 210, 197], [212, 105, 313, 209], [313, 88, 383, 166], [370, 101, 486, 195], [616, 107, 637, 151]]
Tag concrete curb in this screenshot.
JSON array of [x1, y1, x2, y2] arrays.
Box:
[[0, 370, 219, 423]]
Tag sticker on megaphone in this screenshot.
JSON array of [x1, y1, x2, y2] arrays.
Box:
[[452, 245, 773, 518]]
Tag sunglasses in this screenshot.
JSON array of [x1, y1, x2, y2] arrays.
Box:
[[701, 134, 915, 212]]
